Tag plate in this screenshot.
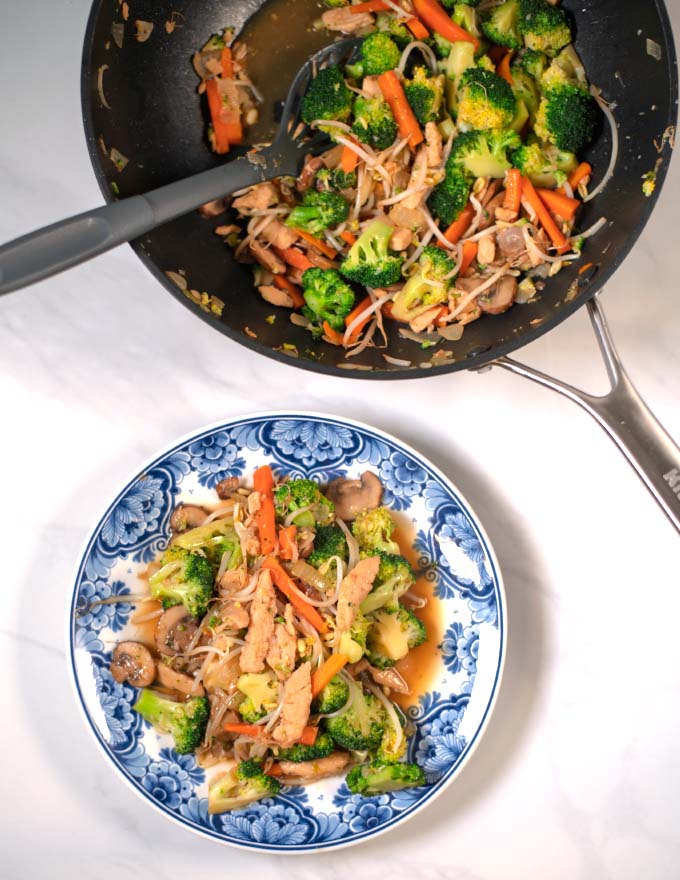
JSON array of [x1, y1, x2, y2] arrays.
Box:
[[68, 412, 506, 852]]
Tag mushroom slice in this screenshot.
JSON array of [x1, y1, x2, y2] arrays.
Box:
[[110, 641, 156, 687], [170, 503, 208, 533], [155, 604, 200, 656], [326, 471, 384, 521], [156, 662, 205, 697], [216, 476, 240, 499], [479, 275, 517, 315]]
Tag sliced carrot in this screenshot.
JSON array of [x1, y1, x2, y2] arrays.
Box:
[[278, 525, 297, 561], [276, 247, 314, 271], [521, 176, 569, 255], [578, 261, 594, 275], [224, 723, 265, 737], [273, 275, 305, 308], [298, 726, 319, 746], [406, 17, 430, 40], [222, 119, 243, 145], [261, 557, 328, 633], [340, 144, 359, 174], [503, 168, 522, 214], [536, 187, 580, 221], [266, 763, 283, 776], [323, 321, 345, 345], [497, 50, 514, 86], [205, 78, 230, 154], [344, 295, 372, 343], [378, 70, 424, 149], [412, 0, 479, 49], [458, 239, 478, 276], [438, 203, 475, 246], [253, 465, 276, 555], [294, 229, 338, 260], [434, 306, 450, 327], [349, 0, 388, 12], [568, 162, 593, 191], [220, 46, 233, 78], [311, 654, 350, 697], [340, 230, 357, 246]]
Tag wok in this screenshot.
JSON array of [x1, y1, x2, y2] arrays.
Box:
[[81, 0, 680, 530]]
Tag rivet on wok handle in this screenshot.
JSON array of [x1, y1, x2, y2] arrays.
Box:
[[492, 292, 680, 535]]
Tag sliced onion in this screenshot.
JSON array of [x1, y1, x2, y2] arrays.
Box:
[[383, 354, 412, 366], [398, 40, 438, 75], [336, 517, 359, 572], [201, 503, 236, 526], [290, 559, 331, 595], [398, 327, 439, 345], [437, 323, 465, 341], [97, 65, 111, 109], [284, 504, 315, 527], [584, 90, 619, 203]]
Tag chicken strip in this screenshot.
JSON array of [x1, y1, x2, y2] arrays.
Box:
[[239, 569, 276, 672], [266, 604, 297, 680], [336, 556, 380, 632], [272, 661, 312, 747], [259, 218, 299, 250], [233, 182, 279, 213], [277, 752, 350, 782], [321, 7, 374, 33]]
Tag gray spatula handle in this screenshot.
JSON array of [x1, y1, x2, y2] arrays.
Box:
[[0, 155, 269, 296]]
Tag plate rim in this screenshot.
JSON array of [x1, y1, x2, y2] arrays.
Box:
[[66, 410, 507, 853]]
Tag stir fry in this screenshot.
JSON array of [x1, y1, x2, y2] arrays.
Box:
[[195, 0, 612, 357], [108, 467, 429, 813]]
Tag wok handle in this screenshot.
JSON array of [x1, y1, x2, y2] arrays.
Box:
[[494, 293, 680, 535], [0, 155, 269, 296]]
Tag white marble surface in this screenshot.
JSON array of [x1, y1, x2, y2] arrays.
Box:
[[1, 1, 679, 876]]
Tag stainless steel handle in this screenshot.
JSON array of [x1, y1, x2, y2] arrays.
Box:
[[493, 293, 680, 534]]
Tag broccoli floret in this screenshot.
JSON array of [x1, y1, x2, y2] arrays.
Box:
[[539, 45, 589, 92], [375, 12, 412, 49], [360, 552, 415, 614], [451, 3, 482, 37], [286, 190, 349, 236], [133, 689, 209, 754], [535, 84, 598, 153], [481, 0, 521, 49], [208, 760, 281, 814], [376, 714, 408, 762], [449, 128, 522, 180], [323, 686, 386, 750], [511, 140, 577, 187], [274, 478, 335, 527], [301, 267, 356, 334], [301, 66, 353, 127], [391, 245, 456, 323], [149, 545, 214, 618], [366, 606, 427, 668], [324, 0, 348, 6], [316, 167, 358, 192], [340, 220, 404, 287], [518, 0, 572, 56], [517, 48, 548, 81], [172, 519, 243, 570], [237, 672, 281, 723], [352, 506, 400, 554], [351, 95, 398, 150], [428, 164, 471, 227], [338, 611, 371, 663], [277, 731, 335, 762], [457, 68, 516, 130], [508, 67, 540, 121], [308, 523, 348, 568], [404, 67, 445, 126], [313, 674, 350, 713], [346, 31, 401, 78], [345, 760, 426, 795]]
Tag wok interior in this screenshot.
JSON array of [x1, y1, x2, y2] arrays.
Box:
[[83, 0, 677, 376]]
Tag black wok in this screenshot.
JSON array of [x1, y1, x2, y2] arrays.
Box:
[[81, 0, 680, 530]]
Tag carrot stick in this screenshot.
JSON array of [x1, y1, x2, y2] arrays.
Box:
[[340, 230, 357, 246], [297, 726, 319, 746], [521, 176, 569, 255], [261, 558, 328, 632], [378, 70, 424, 148], [311, 654, 350, 697], [497, 50, 514, 86], [223, 120, 243, 145], [323, 321, 345, 345], [277, 525, 297, 561], [266, 763, 283, 776], [276, 247, 314, 271], [458, 239, 478, 275], [294, 229, 338, 260], [503, 168, 522, 214], [406, 17, 430, 40], [224, 723, 265, 737], [438, 203, 475, 246], [205, 78, 230, 154], [568, 162, 593, 191], [349, 0, 388, 12], [536, 188, 580, 221], [273, 275, 305, 308], [412, 0, 479, 49], [344, 295, 372, 343], [340, 144, 360, 174], [220, 46, 233, 78], [253, 465, 276, 555]]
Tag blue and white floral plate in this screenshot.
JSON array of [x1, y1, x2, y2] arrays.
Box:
[[68, 413, 505, 852]]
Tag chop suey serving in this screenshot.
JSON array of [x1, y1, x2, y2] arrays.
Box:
[[193, 0, 613, 358], [106, 467, 430, 813]]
